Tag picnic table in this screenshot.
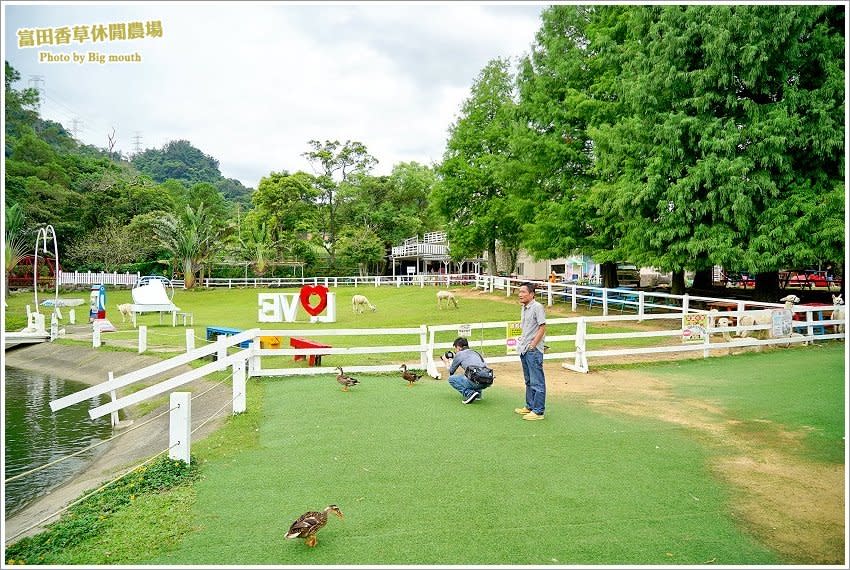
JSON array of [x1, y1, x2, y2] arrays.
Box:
[[289, 336, 332, 367]]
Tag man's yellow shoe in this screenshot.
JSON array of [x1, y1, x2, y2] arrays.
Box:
[[514, 407, 531, 415], [522, 412, 545, 421]]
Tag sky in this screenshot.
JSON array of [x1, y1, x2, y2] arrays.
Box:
[[2, 1, 546, 189]]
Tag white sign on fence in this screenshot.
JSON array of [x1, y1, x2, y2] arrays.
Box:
[[772, 309, 792, 337], [457, 324, 471, 337]]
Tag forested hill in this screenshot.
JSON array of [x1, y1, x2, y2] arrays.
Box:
[[131, 140, 252, 206], [4, 61, 252, 269]]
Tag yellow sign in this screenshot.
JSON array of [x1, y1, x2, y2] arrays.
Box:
[[506, 321, 522, 354], [682, 314, 708, 343]]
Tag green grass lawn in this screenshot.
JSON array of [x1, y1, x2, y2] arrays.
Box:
[[147, 376, 780, 565]]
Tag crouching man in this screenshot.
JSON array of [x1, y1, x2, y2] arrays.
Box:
[[441, 337, 490, 404]]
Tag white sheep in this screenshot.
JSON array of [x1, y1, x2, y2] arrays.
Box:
[[714, 316, 734, 343], [351, 294, 376, 314], [831, 294, 845, 334], [738, 294, 800, 339], [117, 303, 133, 323], [437, 290, 459, 309]]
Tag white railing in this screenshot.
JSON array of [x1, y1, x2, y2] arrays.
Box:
[[181, 273, 479, 289], [58, 270, 140, 288], [390, 243, 449, 256], [472, 274, 822, 319]]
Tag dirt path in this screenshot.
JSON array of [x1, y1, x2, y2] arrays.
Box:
[[488, 358, 845, 565]]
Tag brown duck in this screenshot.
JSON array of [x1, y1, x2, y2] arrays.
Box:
[[336, 367, 360, 392], [400, 364, 422, 388], [285, 504, 344, 547]]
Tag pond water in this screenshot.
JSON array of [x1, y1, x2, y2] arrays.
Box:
[[4, 366, 113, 517]]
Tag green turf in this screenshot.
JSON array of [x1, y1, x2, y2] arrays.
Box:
[[645, 343, 846, 463], [148, 376, 778, 565]]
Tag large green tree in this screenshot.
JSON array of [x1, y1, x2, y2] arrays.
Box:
[[509, 6, 633, 287], [434, 58, 521, 275], [302, 140, 378, 269], [591, 5, 845, 297]]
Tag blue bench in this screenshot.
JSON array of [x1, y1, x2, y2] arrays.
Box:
[[206, 326, 251, 348]]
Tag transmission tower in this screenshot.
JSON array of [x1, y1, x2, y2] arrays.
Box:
[[71, 118, 82, 139], [132, 131, 143, 154], [27, 75, 45, 110]]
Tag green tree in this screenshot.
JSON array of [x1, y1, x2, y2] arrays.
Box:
[[591, 5, 845, 297], [250, 170, 319, 243], [434, 58, 521, 275], [131, 140, 222, 185], [153, 203, 225, 289], [336, 226, 385, 276], [510, 6, 631, 287], [302, 140, 378, 269]]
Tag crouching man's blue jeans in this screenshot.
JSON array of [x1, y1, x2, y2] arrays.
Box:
[[448, 374, 485, 400]]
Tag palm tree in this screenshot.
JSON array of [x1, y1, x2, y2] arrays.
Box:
[[242, 221, 273, 277], [154, 203, 219, 289], [4, 203, 29, 296]]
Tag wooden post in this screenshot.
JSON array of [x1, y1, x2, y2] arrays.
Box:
[[233, 359, 246, 414], [217, 334, 227, 368], [419, 324, 429, 369], [69, 308, 76, 325], [93, 325, 101, 348], [169, 392, 191, 464], [185, 328, 195, 352], [571, 285, 577, 312], [108, 372, 119, 427], [638, 291, 645, 322], [138, 325, 147, 353]]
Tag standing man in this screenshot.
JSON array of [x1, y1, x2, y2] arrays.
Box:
[[515, 282, 547, 420], [441, 337, 489, 404]]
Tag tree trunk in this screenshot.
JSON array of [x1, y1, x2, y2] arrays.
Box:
[[601, 261, 618, 289], [488, 241, 498, 276], [670, 270, 686, 295], [691, 268, 713, 290], [182, 259, 195, 289], [754, 271, 780, 302]]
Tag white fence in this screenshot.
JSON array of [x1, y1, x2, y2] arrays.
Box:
[[173, 273, 479, 289], [58, 270, 140, 287]]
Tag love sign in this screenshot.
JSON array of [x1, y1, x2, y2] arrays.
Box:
[[258, 286, 336, 323], [299, 285, 328, 317]]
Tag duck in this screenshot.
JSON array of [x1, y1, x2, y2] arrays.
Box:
[[336, 367, 360, 392], [285, 504, 344, 547], [400, 364, 422, 388]]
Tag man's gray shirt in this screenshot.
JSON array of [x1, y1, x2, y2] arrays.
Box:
[[449, 348, 486, 375], [518, 299, 546, 355]]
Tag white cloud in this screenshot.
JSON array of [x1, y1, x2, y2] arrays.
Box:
[[3, 2, 544, 188]]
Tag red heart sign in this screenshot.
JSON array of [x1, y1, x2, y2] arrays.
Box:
[[299, 285, 329, 317]]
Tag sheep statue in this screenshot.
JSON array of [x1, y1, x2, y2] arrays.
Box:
[[437, 290, 459, 309], [831, 294, 845, 334], [738, 294, 800, 340], [351, 294, 377, 314]]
